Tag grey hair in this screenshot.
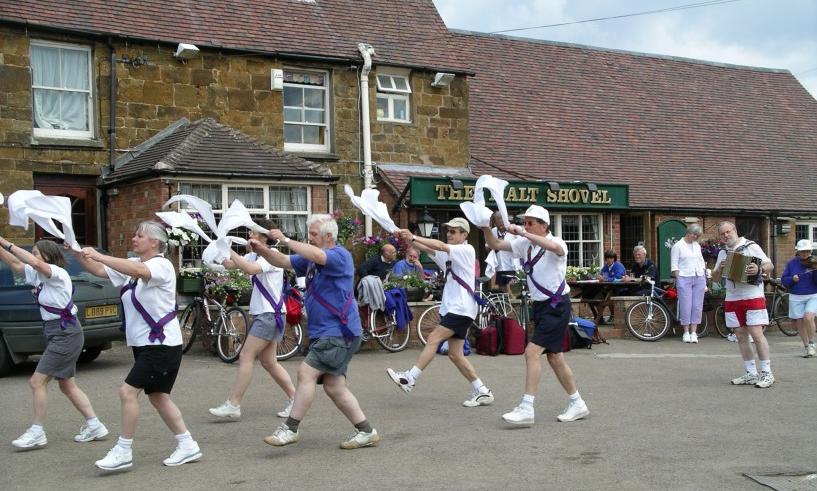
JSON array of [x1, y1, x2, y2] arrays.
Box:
[[633, 245, 647, 255], [717, 221, 736, 233], [137, 220, 168, 253], [306, 214, 338, 241], [686, 223, 703, 236]]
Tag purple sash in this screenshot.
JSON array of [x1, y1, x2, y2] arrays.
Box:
[[34, 284, 77, 331], [120, 280, 176, 343], [251, 275, 284, 333], [444, 261, 485, 306], [525, 246, 566, 308], [306, 264, 355, 340]]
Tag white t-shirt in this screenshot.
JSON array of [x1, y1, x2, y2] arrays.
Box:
[[105, 256, 181, 347], [492, 227, 519, 271], [510, 233, 571, 302], [714, 238, 769, 301], [25, 264, 78, 321], [431, 243, 478, 319], [245, 252, 287, 316], [671, 239, 705, 277]]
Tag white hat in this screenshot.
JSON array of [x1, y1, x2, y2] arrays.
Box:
[[443, 217, 470, 233], [522, 205, 549, 224], [795, 239, 813, 252]]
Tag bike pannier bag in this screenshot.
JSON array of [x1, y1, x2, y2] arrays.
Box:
[[476, 318, 502, 356], [501, 317, 526, 355]]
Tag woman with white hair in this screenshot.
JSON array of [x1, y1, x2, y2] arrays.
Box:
[[671, 223, 707, 343], [69, 221, 201, 471], [781, 239, 817, 357]]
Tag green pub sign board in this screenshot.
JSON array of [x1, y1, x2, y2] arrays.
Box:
[[409, 177, 629, 209]]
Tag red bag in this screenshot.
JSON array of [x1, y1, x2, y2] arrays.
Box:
[[285, 289, 303, 326], [501, 318, 526, 355], [476, 317, 502, 356]]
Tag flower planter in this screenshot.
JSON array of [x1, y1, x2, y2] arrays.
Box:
[[405, 287, 426, 302], [177, 277, 204, 294]]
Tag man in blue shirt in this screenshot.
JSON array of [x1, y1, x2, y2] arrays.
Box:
[[391, 247, 423, 277], [252, 214, 380, 450]]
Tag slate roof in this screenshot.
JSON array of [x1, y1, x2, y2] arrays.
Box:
[[451, 30, 817, 214], [1, 0, 469, 73], [376, 163, 476, 197], [103, 118, 334, 184]]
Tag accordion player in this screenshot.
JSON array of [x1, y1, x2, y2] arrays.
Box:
[[722, 251, 763, 284]]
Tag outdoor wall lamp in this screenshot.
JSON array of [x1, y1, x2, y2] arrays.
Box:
[[545, 181, 560, 192], [432, 72, 455, 87], [585, 182, 598, 192], [449, 178, 464, 190], [416, 208, 435, 237], [174, 43, 200, 60]]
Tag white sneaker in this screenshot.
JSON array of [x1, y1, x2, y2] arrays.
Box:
[[340, 429, 381, 449], [264, 423, 299, 446], [209, 401, 241, 419], [690, 333, 698, 344], [463, 389, 494, 407], [95, 445, 133, 471], [730, 372, 759, 385], [276, 399, 294, 418], [557, 400, 589, 422], [805, 345, 816, 358], [163, 441, 202, 466], [74, 422, 109, 443], [502, 404, 535, 426], [11, 428, 47, 449], [682, 332, 691, 343], [386, 368, 415, 393], [755, 371, 775, 388], [726, 333, 738, 342]]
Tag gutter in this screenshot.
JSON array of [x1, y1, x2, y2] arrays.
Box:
[[358, 43, 376, 236]]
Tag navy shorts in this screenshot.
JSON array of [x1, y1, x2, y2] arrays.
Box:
[[439, 313, 474, 340], [125, 345, 183, 394], [530, 295, 572, 353]]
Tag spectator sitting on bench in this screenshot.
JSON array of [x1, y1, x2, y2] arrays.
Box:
[[623, 245, 656, 295], [595, 249, 625, 324]]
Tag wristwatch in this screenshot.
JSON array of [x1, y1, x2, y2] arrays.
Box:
[[283, 237, 290, 244], [5, 243, 13, 252]]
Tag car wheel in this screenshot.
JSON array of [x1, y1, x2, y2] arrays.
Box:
[[0, 338, 14, 377], [77, 346, 103, 363]]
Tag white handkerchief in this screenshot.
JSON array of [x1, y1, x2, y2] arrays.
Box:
[[163, 195, 219, 235], [155, 211, 212, 243], [6, 191, 81, 250], [344, 185, 399, 233], [485, 250, 497, 279], [0, 192, 4, 205], [7, 190, 44, 229], [479, 175, 510, 227], [218, 200, 269, 237], [459, 201, 492, 228]]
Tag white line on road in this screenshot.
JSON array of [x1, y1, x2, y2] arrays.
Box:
[[596, 353, 739, 358]]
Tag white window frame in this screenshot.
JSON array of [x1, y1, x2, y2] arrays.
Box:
[[30, 39, 94, 140], [376, 69, 411, 123], [283, 69, 331, 153], [551, 213, 604, 268], [795, 221, 817, 249]]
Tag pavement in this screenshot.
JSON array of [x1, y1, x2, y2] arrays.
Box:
[[1, 332, 816, 490]]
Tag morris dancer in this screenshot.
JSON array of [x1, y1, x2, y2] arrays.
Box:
[[209, 219, 296, 420], [782, 239, 817, 357], [253, 215, 380, 449], [0, 236, 108, 449], [482, 205, 589, 425], [70, 221, 201, 470], [387, 217, 495, 408]]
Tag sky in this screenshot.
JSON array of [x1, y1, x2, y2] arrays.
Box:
[[433, 0, 817, 99]]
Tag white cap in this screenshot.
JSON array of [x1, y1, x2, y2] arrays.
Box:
[[795, 239, 813, 252], [522, 205, 549, 225]]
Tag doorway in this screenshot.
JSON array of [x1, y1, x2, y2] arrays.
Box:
[[33, 174, 98, 247]]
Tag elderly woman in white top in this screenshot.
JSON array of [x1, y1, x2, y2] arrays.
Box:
[[69, 221, 201, 471], [671, 223, 707, 343]]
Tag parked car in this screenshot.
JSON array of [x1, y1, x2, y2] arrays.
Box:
[[0, 248, 124, 376]]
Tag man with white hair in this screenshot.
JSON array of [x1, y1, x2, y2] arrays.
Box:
[[483, 205, 589, 425], [251, 214, 380, 449], [712, 221, 775, 388]]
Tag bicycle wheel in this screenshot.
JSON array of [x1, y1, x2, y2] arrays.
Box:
[[216, 307, 250, 363], [773, 294, 796, 336], [625, 300, 671, 341], [373, 310, 410, 352], [713, 304, 730, 338], [416, 304, 441, 345], [277, 322, 304, 361], [178, 303, 199, 354], [696, 310, 709, 337]]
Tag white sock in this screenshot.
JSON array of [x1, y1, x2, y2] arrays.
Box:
[[226, 400, 240, 408], [408, 366, 422, 382], [472, 378, 488, 393], [569, 391, 581, 403], [30, 424, 44, 434], [521, 394, 535, 406], [759, 360, 771, 373], [117, 436, 133, 450], [86, 416, 100, 428], [175, 431, 194, 445], [744, 360, 757, 375]]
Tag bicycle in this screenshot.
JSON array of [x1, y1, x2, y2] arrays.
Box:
[[415, 277, 514, 345], [364, 299, 411, 352], [624, 278, 710, 341], [712, 277, 792, 338], [178, 287, 250, 363]]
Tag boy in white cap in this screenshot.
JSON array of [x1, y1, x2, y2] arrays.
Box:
[[386, 217, 494, 408], [483, 205, 589, 425]]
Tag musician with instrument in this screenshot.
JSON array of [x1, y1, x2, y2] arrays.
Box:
[[712, 221, 775, 388], [781, 239, 817, 358]]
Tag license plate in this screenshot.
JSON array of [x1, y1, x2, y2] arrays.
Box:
[[85, 304, 119, 319]]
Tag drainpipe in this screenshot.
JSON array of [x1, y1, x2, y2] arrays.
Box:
[[357, 43, 375, 236], [100, 37, 117, 249]]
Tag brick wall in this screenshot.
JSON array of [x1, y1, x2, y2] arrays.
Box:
[[106, 178, 169, 258]]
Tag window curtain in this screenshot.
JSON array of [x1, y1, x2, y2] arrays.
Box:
[[270, 187, 307, 239], [180, 183, 221, 209], [31, 45, 88, 131]]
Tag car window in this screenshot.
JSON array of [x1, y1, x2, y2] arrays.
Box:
[[0, 247, 106, 287], [0, 261, 28, 287]]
